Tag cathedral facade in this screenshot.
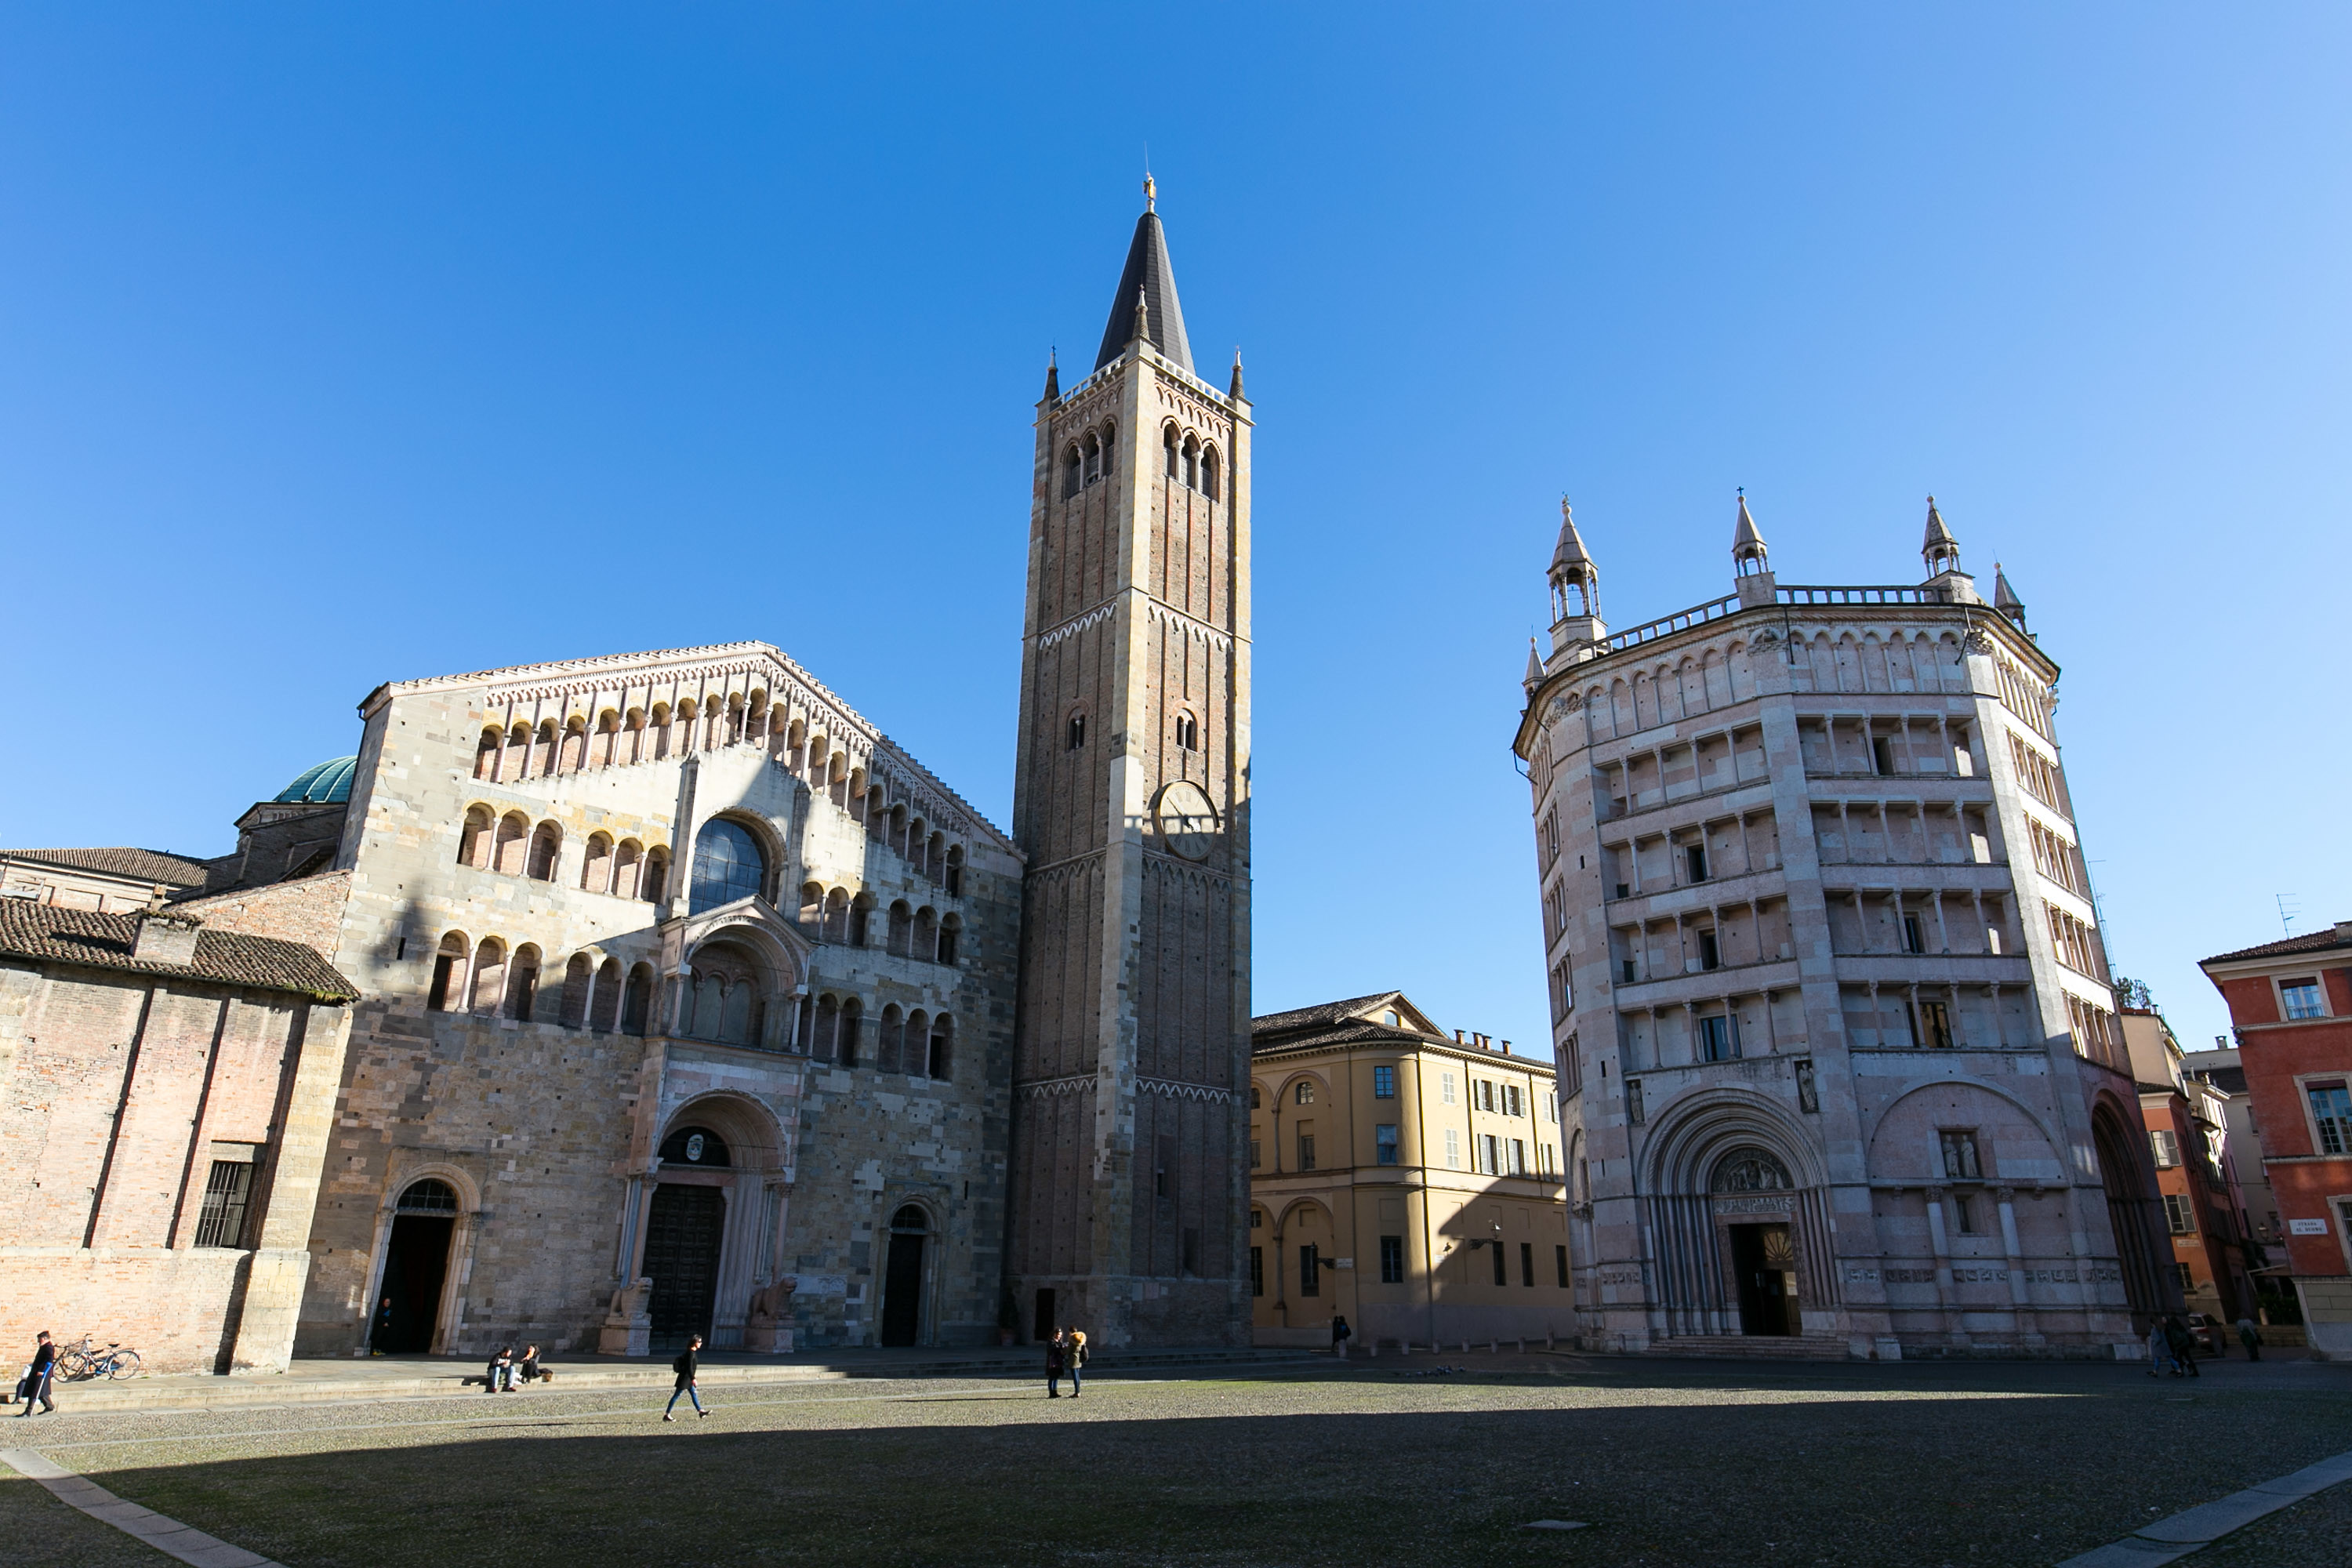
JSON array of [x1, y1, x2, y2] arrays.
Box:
[[0, 191, 1257, 1367], [1518, 498, 2176, 1358]]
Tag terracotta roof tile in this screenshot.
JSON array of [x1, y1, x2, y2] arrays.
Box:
[[1250, 992, 1404, 1032], [2201, 928, 2352, 966], [0, 846, 214, 887], [0, 903, 357, 1001]]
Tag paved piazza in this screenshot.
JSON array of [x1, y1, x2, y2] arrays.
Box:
[[3, 1355, 2347, 1566]]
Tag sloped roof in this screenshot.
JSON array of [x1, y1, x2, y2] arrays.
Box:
[[0, 903, 357, 1001], [2202, 927, 2352, 966], [0, 846, 212, 887], [1094, 207, 1192, 373], [1252, 992, 1410, 1033]]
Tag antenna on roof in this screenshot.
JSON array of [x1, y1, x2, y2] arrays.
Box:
[[2278, 893, 2301, 936]]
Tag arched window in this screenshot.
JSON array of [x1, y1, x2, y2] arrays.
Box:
[[864, 786, 886, 838], [397, 1178, 459, 1214], [838, 997, 863, 1068], [1174, 712, 1198, 752], [913, 907, 938, 962], [649, 703, 671, 760], [428, 932, 469, 1011], [1201, 446, 1220, 500], [924, 831, 944, 884], [527, 822, 561, 882], [850, 892, 874, 946], [879, 1006, 906, 1073], [594, 710, 620, 767], [887, 900, 913, 956], [944, 844, 964, 897], [459, 806, 492, 869], [1164, 425, 1180, 479], [800, 881, 825, 924], [1062, 445, 1081, 499], [1067, 713, 1086, 750], [560, 953, 593, 1026], [813, 994, 840, 1062], [614, 839, 643, 899], [623, 708, 646, 764], [642, 846, 671, 902], [583, 833, 613, 893], [1082, 432, 1101, 484], [560, 717, 587, 771], [928, 1014, 953, 1080], [823, 888, 850, 943], [621, 963, 655, 1035], [494, 812, 530, 875], [590, 956, 622, 1032], [689, 818, 767, 914], [506, 944, 541, 1021], [1294, 1080, 1316, 1105], [1181, 435, 1199, 489], [1100, 421, 1116, 469], [469, 938, 507, 1014], [534, 719, 559, 776], [746, 691, 768, 742], [506, 723, 531, 782], [675, 699, 699, 756], [474, 728, 502, 780], [938, 913, 961, 967], [890, 804, 909, 854], [903, 1009, 927, 1076]]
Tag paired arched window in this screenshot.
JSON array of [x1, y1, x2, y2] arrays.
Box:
[[1174, 712, 1199, 752], [688, 818, 767, 914], [1162, 425, 1220, 499]]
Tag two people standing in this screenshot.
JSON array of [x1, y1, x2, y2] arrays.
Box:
[[1045, 1327, 1087, 1398], [2147, 1316, 2202, 1377]]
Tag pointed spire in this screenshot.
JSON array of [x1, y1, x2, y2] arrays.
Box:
[[1731, 488, 1769, 575], [1229, 347, 1246, 401], [1525, 637, 1545, 688], [1548, 498, 1600, 626], [1922, 495, 1962, 577], [1094, 191, 1193, 373], [1042, 347, 1058, 402], [1993, 561, 2025, 624]]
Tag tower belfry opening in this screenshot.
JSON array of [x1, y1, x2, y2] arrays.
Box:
[[1011, 186, 1252, 1347]]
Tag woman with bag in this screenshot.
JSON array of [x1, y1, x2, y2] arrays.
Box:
[[663, 1334, 710, 1421]]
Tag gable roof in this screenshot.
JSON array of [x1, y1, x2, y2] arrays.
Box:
[[2201, 926, 2352, 967], [0, 903, 358, 1001], [1253, 991, 1412, 1033], [0, 846, 213, 888]]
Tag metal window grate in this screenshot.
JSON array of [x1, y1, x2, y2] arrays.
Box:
[[194, 1160, 253, 1248]]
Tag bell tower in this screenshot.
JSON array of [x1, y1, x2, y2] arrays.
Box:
[[1007, 180, 1253, 1347]]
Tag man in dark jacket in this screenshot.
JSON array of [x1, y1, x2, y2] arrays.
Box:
[[1045, 1330, 1067, 1398], [371, 1295, 397, 1356], [663, 1334, 709, 1421], [2162, 1316, 2201, 1378], [17, 1332, 56, 1417]]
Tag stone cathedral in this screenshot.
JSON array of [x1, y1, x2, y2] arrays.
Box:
[[0, 188, 1250, 1372]]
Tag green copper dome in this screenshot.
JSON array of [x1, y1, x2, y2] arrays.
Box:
[[275, 757, 358, 804]]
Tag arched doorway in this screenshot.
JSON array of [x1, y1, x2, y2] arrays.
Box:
[[880, 1206, 929, 1347], [1713, 1147, 1800, 1337], [373, 1179, 459, 1353], [2092, 1106, 2169, 1329], [646, 1126, 730, 1351]]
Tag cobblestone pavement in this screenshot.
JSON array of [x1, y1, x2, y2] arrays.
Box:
[[2, 1352, 2347, 1566]]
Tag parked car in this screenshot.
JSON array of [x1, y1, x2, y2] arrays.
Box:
[[2183, 1312, 2225, 1355]]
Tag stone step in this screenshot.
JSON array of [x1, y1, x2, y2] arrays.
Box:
[[37, 1346, 1316, 1416], [1644, 1334, 1854, 1361]]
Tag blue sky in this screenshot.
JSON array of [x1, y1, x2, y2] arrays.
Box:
[[3, 6, 2345, 1056]]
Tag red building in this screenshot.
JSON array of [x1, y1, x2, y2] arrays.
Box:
[[2121, 1009, 2253, 1324], [2201, 923, 2352, 1360]]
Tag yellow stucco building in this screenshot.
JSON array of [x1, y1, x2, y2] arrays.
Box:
[[1250, 993, 1571, 1348]]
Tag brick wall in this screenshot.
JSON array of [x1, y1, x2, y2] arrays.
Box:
[[175, 871, 352, 962]]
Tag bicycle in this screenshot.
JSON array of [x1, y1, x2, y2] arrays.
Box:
[[55, 1335, 141, 1381]]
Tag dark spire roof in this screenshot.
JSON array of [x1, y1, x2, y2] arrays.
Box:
[[1042, 349, 1058, 402], [1094, 197, 1193, 374]]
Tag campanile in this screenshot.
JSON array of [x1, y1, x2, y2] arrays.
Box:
[[1007, 181, 1253, 1346]]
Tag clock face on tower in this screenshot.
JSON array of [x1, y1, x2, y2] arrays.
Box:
[[1152, 780, 1220, 860]]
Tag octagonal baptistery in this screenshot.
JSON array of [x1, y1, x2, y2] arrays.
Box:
[[292, 641, 1022, 1359], [1514, 496, 2176, 1360]]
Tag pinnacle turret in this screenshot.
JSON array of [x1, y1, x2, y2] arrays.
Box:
[[1732, 489, 1769, 575], [1994, 561, 2026, 626], [1922, 495, 1962, 578], [1546, 499, 1604, 649]]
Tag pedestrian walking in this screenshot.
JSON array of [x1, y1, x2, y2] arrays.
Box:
[[1045, 1328, 1067, 1398], [663, 1334, 710, 1421], [16, 1332, 56, 1417], [1066, 1330, 1087, 1397], [2147, 1320, 2178, 1377], [1331, 1313, 1352, 1360], [2235, 1317, 2263, 1361], [371, 1294, 397, 1356], [2163, 1316, 2201, 1378]]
